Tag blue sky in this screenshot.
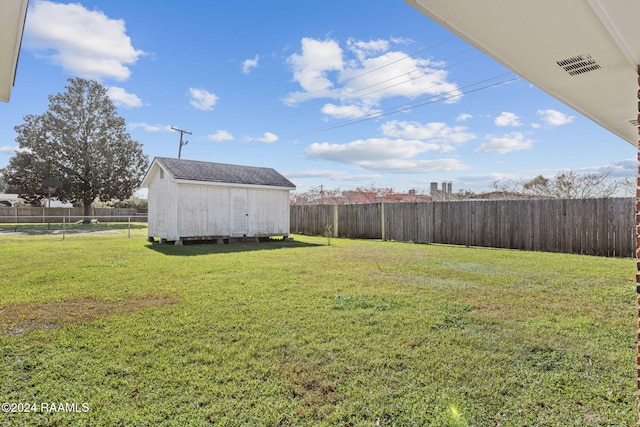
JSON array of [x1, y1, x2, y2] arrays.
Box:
[[0, 0, 635, 196]]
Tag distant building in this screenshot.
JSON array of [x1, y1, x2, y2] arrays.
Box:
[[41, 198, 74, 208], [429, 182, 452, 201], [0, 193, 23, 207]]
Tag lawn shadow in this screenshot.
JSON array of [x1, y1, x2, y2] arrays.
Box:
[[146, 238, 323, 256]]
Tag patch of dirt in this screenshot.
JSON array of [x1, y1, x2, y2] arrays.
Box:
[[0, 293, 179, 336], [279, 359, 342, 416]]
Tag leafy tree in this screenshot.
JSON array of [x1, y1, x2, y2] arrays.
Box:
[[0, 176, 20, 194], [1, 78, 149, 218], [109, 196, 148, 212]]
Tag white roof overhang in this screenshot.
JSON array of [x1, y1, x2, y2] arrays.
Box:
[[404, 0, 640, 146], [173, 179, 294, 192], [0, 0, 28, 102]]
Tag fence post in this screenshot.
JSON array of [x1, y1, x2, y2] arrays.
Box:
[[333, 205, 339, 238], [128, 216, 131, 238], [381, 202, 385, 241], [62, 216, 65, 240]]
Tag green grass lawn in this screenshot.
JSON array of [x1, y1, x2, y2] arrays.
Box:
[[0, 227, 636, 426]]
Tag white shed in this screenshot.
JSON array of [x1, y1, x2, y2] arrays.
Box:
[[142, 157, 296, 244]]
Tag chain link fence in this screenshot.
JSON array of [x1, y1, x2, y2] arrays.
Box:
[[0, 215, 148, 239]]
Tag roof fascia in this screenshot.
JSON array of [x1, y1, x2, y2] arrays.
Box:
[[141, 159, 172, 187], [174, 178, 294, 191]]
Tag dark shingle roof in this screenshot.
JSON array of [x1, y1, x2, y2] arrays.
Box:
[[155, 157, 295, 188]]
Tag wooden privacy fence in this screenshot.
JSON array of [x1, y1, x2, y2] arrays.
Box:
[[290, 198, 635, 257]]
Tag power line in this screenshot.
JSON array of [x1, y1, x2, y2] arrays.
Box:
[[296, 37, 458, 100], [286, 73, 520, 140], [335, 37, 457, 88], [341, 51, 481, 102]]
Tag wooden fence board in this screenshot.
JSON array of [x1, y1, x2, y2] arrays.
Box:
[[290, 198, 635, 257]]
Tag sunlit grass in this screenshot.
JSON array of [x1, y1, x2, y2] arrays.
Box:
[[0, 230, 635, 426]]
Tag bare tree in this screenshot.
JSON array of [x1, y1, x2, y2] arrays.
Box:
[[290, 186, 340, 205], [492, 169, 623, 199]]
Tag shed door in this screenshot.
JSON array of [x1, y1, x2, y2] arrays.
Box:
[[230, 188, 248, 236]]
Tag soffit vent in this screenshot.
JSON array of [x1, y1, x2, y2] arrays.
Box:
[[630, 118, 639, 126], [556, 54, 602, 76]]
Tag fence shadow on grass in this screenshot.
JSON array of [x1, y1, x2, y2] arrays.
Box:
[[146, 238, 322, 256]]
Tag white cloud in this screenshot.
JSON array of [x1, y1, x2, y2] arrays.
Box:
[[494, 112, 521, 127], [380, 120, 475, 144], [606, 159, 635, 177], [128, 122, 173, 132], [475, 132, 533, 154], [347, 38, 390, 60], [537, 109, 574, 126], [285, 37, 344, 101], [107, 86, 142, 108], [307, 138, 443, 164], [0, 146, 18, 153], [456, 113, 472, 122], [304, 117, 476, 173], [305, 137, 471, 173], [455, 172, 522, 191], [284, 37, 461, 110], [25, 0, 144, 81], [321, 103, 379, 119], [188, 88, 218, 111], [242, 55, 259, 74], [341, 50, 460, 105], [355, 158, 470, 173], [573, 159, 635, 178], [207, 130, 234, 142], [0, 145, 31, 154], [249, 132, 278, 144], [285, 169, 381, 182], [285, 169, 342, 179]]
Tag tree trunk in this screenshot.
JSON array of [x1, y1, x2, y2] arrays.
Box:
[[82, 199, 92, 224]]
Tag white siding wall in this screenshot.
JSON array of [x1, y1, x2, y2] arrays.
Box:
[[147, 167, 179, 240], [177, 184, 230, 238], [248, 188, 290, 236], [149, 173, 291, 240]]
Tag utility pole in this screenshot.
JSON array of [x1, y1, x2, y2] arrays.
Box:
[[171, 126, 192, 159]]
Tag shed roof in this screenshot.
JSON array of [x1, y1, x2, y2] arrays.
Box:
[[145, 157, 296, 188]]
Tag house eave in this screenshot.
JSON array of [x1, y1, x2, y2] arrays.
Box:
[[0, 0, 28, 103], [404, 0, 640, 146]]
